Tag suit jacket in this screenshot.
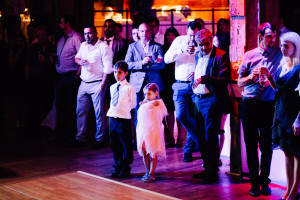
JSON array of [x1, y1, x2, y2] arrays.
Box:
[[125, 40, 165, 93], [195, 46, 232, 114], [100, 38, 128, 64]]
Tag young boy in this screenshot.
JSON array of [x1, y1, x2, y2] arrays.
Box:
[[106, 60, 137, 178]]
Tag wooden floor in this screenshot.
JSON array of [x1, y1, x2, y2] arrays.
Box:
[[0, 100, 287, 200], [0, 129, 287, 200]]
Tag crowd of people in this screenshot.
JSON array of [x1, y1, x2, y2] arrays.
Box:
[[2, 14, 300, 199]]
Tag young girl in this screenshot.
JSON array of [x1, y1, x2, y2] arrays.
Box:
[[136, 83, 168, 182]]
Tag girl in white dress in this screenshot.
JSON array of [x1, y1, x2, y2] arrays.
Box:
[[136, 83, 168, 182]]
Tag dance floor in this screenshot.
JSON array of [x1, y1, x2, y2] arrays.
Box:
[[0, 135, 286, 200]]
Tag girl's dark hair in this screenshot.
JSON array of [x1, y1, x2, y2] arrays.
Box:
[[164, 27, 180, 45], [143, 83, 160, 99]]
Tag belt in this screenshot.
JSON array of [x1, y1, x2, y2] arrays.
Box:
[[195, 93, 213, 98], [176, 80, 191, 83], [83, 80, 102, 83]]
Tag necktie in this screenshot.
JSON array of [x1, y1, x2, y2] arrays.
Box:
[[57, 35, 69, 67], [112, 83, 120, 106]]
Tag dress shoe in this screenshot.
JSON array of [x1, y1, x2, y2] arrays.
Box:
[[165, 142, 175, 148], [176, 139, 183, 148], [118, 170, 131, 178], [92, 141, 105, 149], [201, 174, 219, 184], [183, 153, 192, 162], [192, 170, 207, 179], [249, 185, 261, 197], [110, 169, 121, 178], [261, 184, 271, 196]]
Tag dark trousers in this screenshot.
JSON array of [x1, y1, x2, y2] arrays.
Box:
[[240, 99, 274, 186], [109, 117, 133, 170], [55, 72, 79, 140], [194, 96, 222, 175]]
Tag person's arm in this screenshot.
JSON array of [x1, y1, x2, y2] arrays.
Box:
[[193, 52, 230, 89], [125, 44, 145, 70], [164, 36, 182, 64], [292, 111, 300, 136], [146, 45, 165, 71], [259, 67, 276, 90], [237, 54, 260, 87], [101, 44, 114, 91]]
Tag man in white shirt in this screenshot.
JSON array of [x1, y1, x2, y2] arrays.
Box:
[[192, 29, 231, 184], [75, 26, 113, 148], [164, 21, 201, 162], [148, 17, 164, 45]]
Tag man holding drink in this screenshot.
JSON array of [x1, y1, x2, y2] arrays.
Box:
[[237, 22, 282, 197]]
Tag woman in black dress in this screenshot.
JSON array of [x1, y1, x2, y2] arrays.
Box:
[[260, 31, 300, 200]]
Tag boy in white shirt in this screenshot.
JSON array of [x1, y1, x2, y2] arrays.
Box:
[[107, 61, 137, 178]]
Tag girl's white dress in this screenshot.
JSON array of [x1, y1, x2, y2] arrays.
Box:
[[136, 99, 168, 158]]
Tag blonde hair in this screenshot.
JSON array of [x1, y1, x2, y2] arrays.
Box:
[[280, 31, 300, 67], [143, 83, 160, 99]]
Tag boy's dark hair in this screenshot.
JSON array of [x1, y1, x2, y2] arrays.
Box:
[[114, 60, 128, 72], [187, 21, 202, 31], [61, 15, 75, 28]]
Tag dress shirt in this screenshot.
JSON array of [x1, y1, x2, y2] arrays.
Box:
[[56, 30, 83, 74], [193, 52, 211, 94], [238, 46, 282, 101], [164, 35, 196, 81], [140, 40, 150, 54], [75, 39, 113, 82], [104, 36, 114, 49], [154, 32, 164, 45], [106, 79, 137, 119]]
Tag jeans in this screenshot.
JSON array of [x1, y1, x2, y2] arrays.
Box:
[[172, 82, 198, 150], [76, 81, 106, 142], [194, 95, 222, 175]]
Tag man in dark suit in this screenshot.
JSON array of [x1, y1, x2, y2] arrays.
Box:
[[191, 29, 232, 183], [125, 22, 165, 126], [101, 19, 128, 65]]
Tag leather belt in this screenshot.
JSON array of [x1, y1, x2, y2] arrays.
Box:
[[195, 93, 213, 98], [176, 80, 191, 83]]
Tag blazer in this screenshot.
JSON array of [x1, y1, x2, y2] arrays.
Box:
[[195, 46, 232, 114], [100, 38, 128, 64], [125, 40, 165, 93]]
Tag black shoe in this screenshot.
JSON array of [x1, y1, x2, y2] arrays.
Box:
[[261, 184, 271, 196], [201, 174, 219, 184], [183, 153, 192, 162], [92, 141, 105, 149], [192, 170, 207, 179], [218, 159, 223, 167], [175, 139, 183, 148], [166, 142, 175, 148], [118, 170, 131, 178], [249, 185, 261, 197], [110, 168, 121, 178]]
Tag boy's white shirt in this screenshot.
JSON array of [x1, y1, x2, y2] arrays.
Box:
[[106, 79, 137, 119]]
